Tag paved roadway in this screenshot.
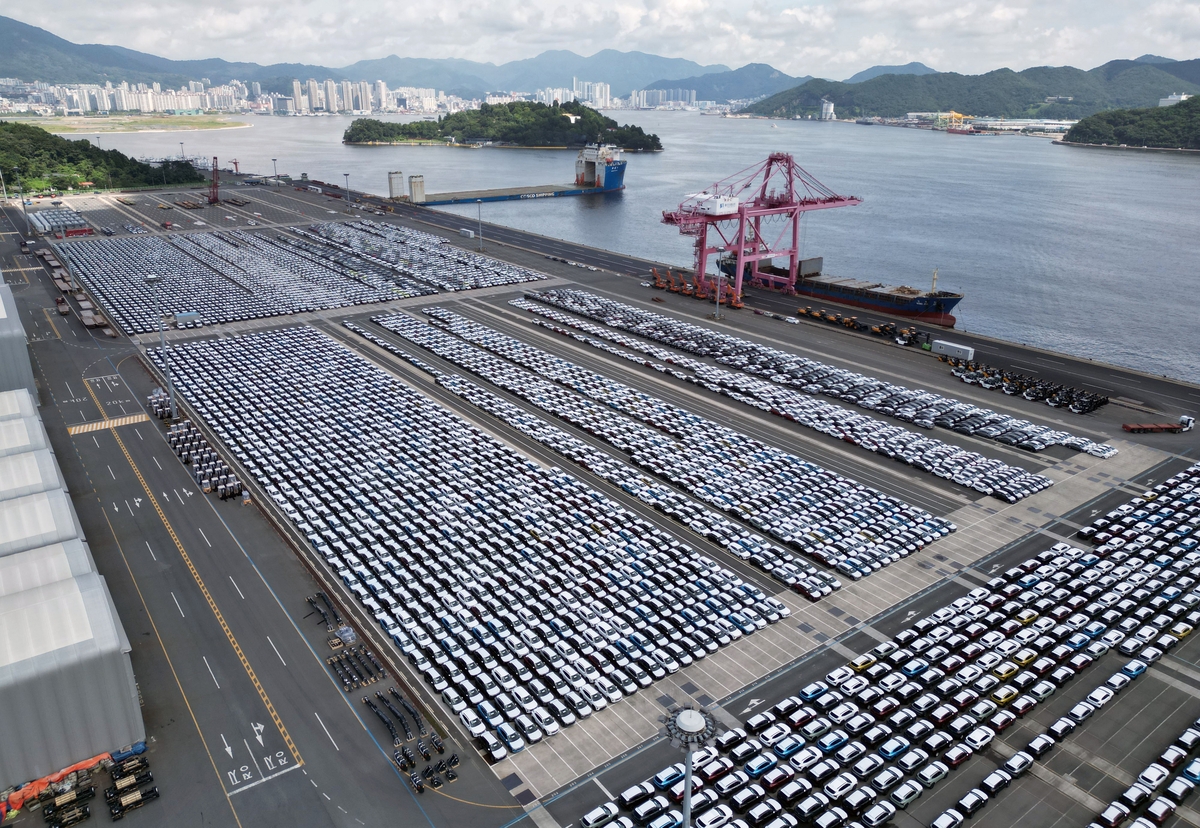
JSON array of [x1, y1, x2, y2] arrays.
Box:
[[1, 202, 524, 828]]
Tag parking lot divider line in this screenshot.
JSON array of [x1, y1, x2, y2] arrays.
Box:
[[100, 506, 245, 828], [95, 394, 304, 766]]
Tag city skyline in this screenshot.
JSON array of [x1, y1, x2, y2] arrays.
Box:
[[1, 1, 1196, 81]]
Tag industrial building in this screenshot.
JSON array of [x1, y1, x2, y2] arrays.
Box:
[[0, 286, 37, 401], [0, 369, 144, 788]]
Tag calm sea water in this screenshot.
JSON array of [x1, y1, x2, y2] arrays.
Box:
[[81, 112, 1200, 381]]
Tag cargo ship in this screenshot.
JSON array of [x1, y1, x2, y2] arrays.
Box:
[[721, 257, 964, 327], [418, 144, 626, 206]]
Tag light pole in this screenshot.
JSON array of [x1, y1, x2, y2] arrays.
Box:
[[179, 142, 185, 161], [344, 173, 350, 209], [661, 706, 720, 828], [145, 274, 175, 419], [713, 269, 723, 320], [14, 167, 30, 235], [0, 165, 7, 201], [476, 199, 483, 252], [271, 158, 278, 187]]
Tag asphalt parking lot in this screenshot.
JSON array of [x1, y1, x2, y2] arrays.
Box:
[[4, 187, 1198, 828]]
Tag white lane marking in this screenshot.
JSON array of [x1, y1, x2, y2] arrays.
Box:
[[174, 488, 185, 505], [146, 541, 156, 561], [268, 636, 286, 666], [108, 465, 116, 479], [594, 776, 614, 799], [199, 528, 212, 547], [135, 427, 143, 441], [93, 436, 100, 448], [229, 576, 245, 599], [153, 456, 162, 470], [314, 712, 339, 750], [323, 793, 331, 801], [171, 592, 185, 617], [226, 762, 301, 796], [203, 656, 220, 688], [65, 381, 75, 397], [245, 739, 264, 778], [113, 502, 119, 513]]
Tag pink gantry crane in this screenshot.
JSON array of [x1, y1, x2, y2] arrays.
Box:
[[662, 152, 861, 301]]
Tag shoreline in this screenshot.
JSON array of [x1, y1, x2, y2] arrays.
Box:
[[1055, 139, 1200, 154], [50, 122, 253, 135]]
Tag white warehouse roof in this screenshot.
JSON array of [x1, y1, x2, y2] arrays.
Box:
[[0, 571, 143, 787], [0, 388, 38, 421], [0, 490, 82, 558], [0, 416, 50, 458], [0, 540, 96, 597], [0, 450, 66, 501]]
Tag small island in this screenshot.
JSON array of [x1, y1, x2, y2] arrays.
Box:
[[1063, 95, 1200, 150], [343, 101, 662, 151], [1, 121, 203, 191]]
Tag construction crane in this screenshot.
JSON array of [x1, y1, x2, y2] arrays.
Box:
[[207, 157, 220, 205], [662, 152, 861, 302], [230, 159, 240, 174]]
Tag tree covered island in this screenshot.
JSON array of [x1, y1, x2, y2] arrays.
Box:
[[343, 101, 662, 150]]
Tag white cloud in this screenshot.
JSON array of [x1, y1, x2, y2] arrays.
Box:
[[4, 0, 1198, 79]]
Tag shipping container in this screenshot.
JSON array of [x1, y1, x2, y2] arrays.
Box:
[[932, 340, 975, 361]]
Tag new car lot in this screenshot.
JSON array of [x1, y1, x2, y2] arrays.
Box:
[[520, 289, 1117, 463], [569, 461, 1200, 828], [152, 326, 792, 761], [369, 308, 955, 585]]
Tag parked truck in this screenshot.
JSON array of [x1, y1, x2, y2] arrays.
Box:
[[931, 340, 975, 361], [1122, 416, 1195, 434]]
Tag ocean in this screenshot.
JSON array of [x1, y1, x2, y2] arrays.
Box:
[[76, 111, 1200, 382]]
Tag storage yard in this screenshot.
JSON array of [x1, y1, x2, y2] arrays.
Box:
[[1, 183, 1198, 828]]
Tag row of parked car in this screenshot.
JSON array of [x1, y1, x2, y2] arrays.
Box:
[[369, 309, 953, 586], [574, 462, 1200, 828], [346, 321, 844, 602], [522, 289, 1118, 461], [60, 230, 416, 335], [151, 326, 794, 760], [512, 299, 1053, 504], [307, 220, 548, 292], [1089, 716, 1200, 828]]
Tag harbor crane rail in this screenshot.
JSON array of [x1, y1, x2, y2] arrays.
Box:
[[662, 152, 860, 300]]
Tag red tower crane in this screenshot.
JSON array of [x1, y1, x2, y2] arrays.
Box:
[[208, 156, 220, 205], [230, 159, 240, 174], [662, 152, 861, 301]]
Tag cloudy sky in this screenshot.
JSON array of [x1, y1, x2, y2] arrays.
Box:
[[9, 0, 1199, 76]]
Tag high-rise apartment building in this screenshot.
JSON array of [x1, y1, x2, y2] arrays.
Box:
[[324, 79, 340, 112]]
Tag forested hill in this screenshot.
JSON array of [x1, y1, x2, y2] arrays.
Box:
[[342, 101, 662, 150], [1064, 95, 1200, 149], [0, 121, 202, 191], [744, 60, 1200, 120]]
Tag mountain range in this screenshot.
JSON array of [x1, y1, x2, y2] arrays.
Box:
[[0, 15, 727, 97], [0, 14, 1195, 113], [746, 59, 1200, 120]]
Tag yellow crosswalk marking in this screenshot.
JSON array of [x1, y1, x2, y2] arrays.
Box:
[[67, 413, 150, 435]]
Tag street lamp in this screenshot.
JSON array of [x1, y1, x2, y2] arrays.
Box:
[[179, 142, 185, 161], [660, 706, 720, 828], [144, 274, 175, 419], [13, 167, 30, 235], [271, 158, 278, 187], [344, 173, 350, 209], [476, 199, 483, 252], [0, 165, 7, 201]]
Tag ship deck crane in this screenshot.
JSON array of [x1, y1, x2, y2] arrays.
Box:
[[662, 152, 861, 301]]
